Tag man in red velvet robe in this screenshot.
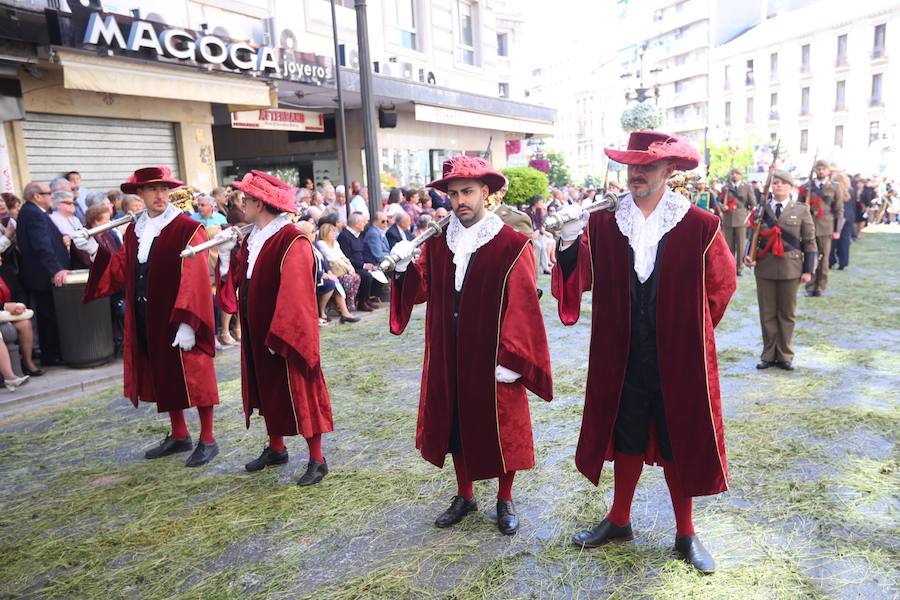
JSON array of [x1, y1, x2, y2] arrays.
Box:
[[218, 170, 333, 485], [552, 132, 736, 573], [75, 167, 220, 467], [390, 156, 553, 535]]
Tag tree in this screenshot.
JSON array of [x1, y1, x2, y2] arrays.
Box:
[[501, 166, 548, 207], [707, 141, 755, 180], [620, 101, 663, 132], [545, 151, 572, 187]]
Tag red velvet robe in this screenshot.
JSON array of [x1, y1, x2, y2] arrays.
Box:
[[390, 224, 553, 481], [551, 206, 736, 497], [83, 214, 219, 412], [229, 227, 333, 437]]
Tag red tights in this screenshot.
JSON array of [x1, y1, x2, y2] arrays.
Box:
[[168, 407, 215, 444], [451, 453, 516, 502], [267, 433, 324, 462], [606, 451, 694, 537]]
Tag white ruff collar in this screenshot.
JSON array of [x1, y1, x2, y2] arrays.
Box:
[[247, 213, 292, 278], [135, 203, 180, 264], [615, 189, 690, 283], [446, 211, 504, 292]]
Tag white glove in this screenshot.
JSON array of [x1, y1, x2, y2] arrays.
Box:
[[392, 240, 417, 273], [219, 251, 231, 277], [73, 234, 99, 261], [172, 323, 196, 351], [217, 230, 237, 254], [495, 365, 521, 383], [558, 204, 587, 242]]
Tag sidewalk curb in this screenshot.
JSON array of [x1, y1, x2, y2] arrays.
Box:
[[0, 371, 121, 418]]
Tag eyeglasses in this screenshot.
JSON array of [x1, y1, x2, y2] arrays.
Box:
[[36, 191, 51, 196], [58, 201, 75, 206], [379, 219, 388, 224]]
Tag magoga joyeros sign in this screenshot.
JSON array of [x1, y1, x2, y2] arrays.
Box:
[[79, 10, 331, 84]]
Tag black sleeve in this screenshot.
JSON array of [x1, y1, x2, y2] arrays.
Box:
[[803, 251, 817, 275], [556, 239, 579, 280]]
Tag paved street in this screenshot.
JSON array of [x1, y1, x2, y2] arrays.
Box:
[[0, 229, 897, 599]]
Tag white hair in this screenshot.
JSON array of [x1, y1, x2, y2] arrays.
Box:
[[85, 191, 109, 208], [51, 190, 73, 208], [335, 185, 345, 195], [50, 177, 71, 191]]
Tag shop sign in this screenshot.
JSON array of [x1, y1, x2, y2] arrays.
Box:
[[57, 5, 332, 86], [231, 109, 325, 133]]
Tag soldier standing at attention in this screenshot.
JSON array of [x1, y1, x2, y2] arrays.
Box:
[[744, 171, 817, 371], [719, 168, 756, 277], [798, 160, 843, 296]]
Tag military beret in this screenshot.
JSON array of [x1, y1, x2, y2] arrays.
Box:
[[813, 159, 830, 169], [772, 170, 795, 186]]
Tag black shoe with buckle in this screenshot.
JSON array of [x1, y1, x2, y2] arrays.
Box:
[[674, 535, 716, 574], [185, 441, 219, 467], [297, 459, 328, 486], [144, 434, 193, 459], [496, 499, 519, 535], [435, 495, 478, 528], [756, 360, 775, 370], [572, 518, 635, 548], [245, 446, 289, 472]]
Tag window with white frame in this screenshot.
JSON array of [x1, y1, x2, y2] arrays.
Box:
[[498, 82, 509, 98], [457, 0, 477, 65], [497, 32, 509, 57], [388, 0, 417, 50]]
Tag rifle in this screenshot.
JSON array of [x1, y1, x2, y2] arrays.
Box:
[[747, 140, 781, 263], [800, 148, 819, 202]]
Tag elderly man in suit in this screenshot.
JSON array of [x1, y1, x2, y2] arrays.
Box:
[[338, 212, 376, 311], [386, 211, 412, 248], [744, 170, 817, 371], [16, 182, 72, 366]]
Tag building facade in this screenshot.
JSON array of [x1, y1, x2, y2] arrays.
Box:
[[0, 0, 554, 197], [709, 0, 900, 175]]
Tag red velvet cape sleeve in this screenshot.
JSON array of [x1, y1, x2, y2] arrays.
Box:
[[389, 245, 429, 335], [170, 227, 216, 357], [550, 233, 593, 325], [82, 243, 127, 302], [265, 238, 321, 370], [216, 248, 240, 316], [705, 228, 737, 327], [498, 246, 553, 401]]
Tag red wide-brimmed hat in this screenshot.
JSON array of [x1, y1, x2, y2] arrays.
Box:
[[428, 155, 506, 194], [231, 170, 297, 214], [120, 166, 185, 194], [605, 130, 700, 170]]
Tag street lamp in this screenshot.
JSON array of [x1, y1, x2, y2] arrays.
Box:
[[621, 45, 663, 105]]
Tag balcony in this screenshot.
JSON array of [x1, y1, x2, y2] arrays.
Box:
[[655, 60, 708, 85], [659, 87, 708, 109], [834, 103, 847, 113], [835, 58, 850, 70], [649, 2, 708, 38], [872, 47, 887, 60], [768, 111, 779, 121], [666, 114, 709, 134], [870, 97, 885, 108]]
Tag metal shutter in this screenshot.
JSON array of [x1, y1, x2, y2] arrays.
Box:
[[21, 113, 180, 191]]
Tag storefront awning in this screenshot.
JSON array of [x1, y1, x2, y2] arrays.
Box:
[[414, 103, 554, 136], [53, 49, 274, 108]]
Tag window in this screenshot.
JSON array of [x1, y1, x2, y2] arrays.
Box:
[[770, 52, 778, 80], [874, 24, 886, 58], [801, 87, 810, 115], [724, 65, 731, 90], [675, 79, 687, 93], [329, 0, 355, 6], [496, 32, 508, 57], [871, 73, 883, 106], [389, 0, 417, 50], [724, 101, 731, 126], [835, 80, 846, 110], [746, 97, 754, 123], [836, 34, 848, 66], [801, 44, 811, 73], [675, 53, 687, 66], [800, 129, 809, 153], [834, 125, 844, 148], [457, 0, 476, 65], [498, 82, 509, 98], [769, 92, 778, 119], [869, 121, 880, 144], [746, 59, 754, 86]]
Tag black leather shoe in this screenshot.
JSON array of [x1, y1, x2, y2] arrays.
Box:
[[144, 435, 193, 459], [21, 363, 44, 376], [756, 360, 775, 370], [496, 499, 519, 535], [674, 535, 716, 574], [340, 315, 361, 324], [434, 495, 478, 528], [571, 518, 634, 548], [185, 441, 219, 467], [356, 302, 374, 312], [245, 446, 289, 472], [297, 459, 328, 486], [777, 361, 795, 371]]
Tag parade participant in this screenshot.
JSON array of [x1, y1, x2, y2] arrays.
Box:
[[219, 170, 334, 485], [744, 170, 817, 371], [719, 168, 756, 276], [691, 181, 713, 213], [389, 156, 553, 535], [75, 167, 220, 467], [798, 160, 844, 296], [552, 131, 736, 573]]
